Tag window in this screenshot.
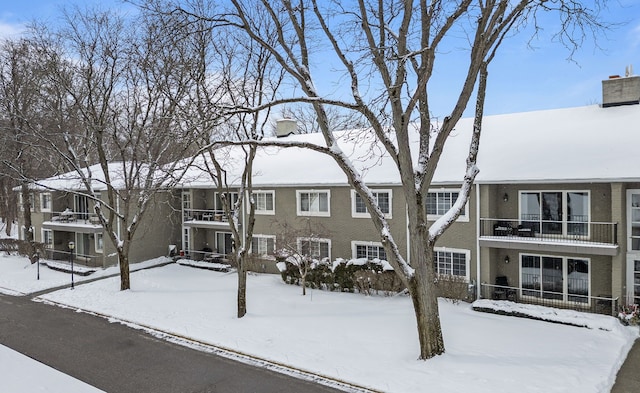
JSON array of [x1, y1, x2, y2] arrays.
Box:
[[297, 190, 330, 217], [40, 193, 52, 213], [426, 190, 468, 222], [434, 248, 469, 278], [351, 190, 392, 218], [632, 259, 640, 305], [628, 190, 640, 251], [520, 191, 589, 236], [216, 232, 233, 256], [352, 241, 387, 261], [18, 193, 35, 212], [252, 191, 275, 215], [214, 192, 239, 212], [298, 237, 330, 260], [520, 254, 590, 303], [41, 229, 53, 248], [95, 233, 104, 253], [251, 235, 276, 256]]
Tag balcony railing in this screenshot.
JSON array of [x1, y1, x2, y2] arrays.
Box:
[[44, 210, 101, 226], [479, 218, 617, 246], [183, 208, 228, 223], [43, 248, 102, 268], [480, 282, 618, 316]]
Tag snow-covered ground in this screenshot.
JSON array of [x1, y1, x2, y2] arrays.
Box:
[[1, 254, 638, 393], [0, 344, 104, 393]]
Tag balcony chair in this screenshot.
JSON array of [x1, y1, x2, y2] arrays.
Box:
[[493, 275, 516, 301]]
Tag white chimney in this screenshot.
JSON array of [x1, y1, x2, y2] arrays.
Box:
[[275, 118, 298, 138]]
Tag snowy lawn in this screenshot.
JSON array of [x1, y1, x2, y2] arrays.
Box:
[[20, 261, 635, 393], [0, 254, 171, 295]]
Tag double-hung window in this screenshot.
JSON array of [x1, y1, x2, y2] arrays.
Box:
[[433, 248, 469, 278], [426, 190, 468, 222], [251, 235, 275, 256], [95, 233, 104, 253], [252, 191, 275, 215], [40, 193, 52, 213], [352, 241, 387, 261], [351, 190, 392, 218], [41, 229, 53, 248], [297, 190, 330, 217], [298, 237, 330, 260], [519, 191, 589, 236]]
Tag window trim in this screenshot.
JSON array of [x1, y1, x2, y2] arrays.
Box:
[[433, 247, 470, 279], [426, 189, 469, 222], [296, 190, 331, 217], [296, 237, 331, 260], [351, 189, 392, 219], [519, 252, 591, 305], [40, 193, 52, 213], [95, 232, 104, 253], [250, 190, 276, 216], [351, 241, 387, 261], [41, 228, 54, 248], [251, 234, 276, 256]]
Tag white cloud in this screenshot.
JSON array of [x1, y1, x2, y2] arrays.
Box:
[[0, 21, 26, 40]]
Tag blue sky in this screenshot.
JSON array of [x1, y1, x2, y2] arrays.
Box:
[[1, 1, 638, 117]]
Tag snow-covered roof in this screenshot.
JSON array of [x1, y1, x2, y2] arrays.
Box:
[[180, 103, 640, 188], [37, 103, 640, 191], [33, 162, 142, 191]]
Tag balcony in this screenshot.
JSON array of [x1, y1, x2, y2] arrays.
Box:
[[479, 218, 618, 256], [183, 208, 232, 229], [42, 210, 103, 233], [479, 282, 618, 316]]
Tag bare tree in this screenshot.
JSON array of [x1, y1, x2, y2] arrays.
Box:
[[167, 0, 286, 317], [272, 218, 330, 295], [28, 6, 202, 289], [195, 0, 609, 359], [0, 38, 61, 256]]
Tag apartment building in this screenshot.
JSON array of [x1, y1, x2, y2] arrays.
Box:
[[20, 75, 640, 313]]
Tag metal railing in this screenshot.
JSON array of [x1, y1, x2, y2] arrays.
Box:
[[480, 282, 618, 316], [43, 248, 102, 268], [182, 249, 229, 262], [479, 218, 617, 245], [43, 211, 101, 226], [183, 208, 227, 223]]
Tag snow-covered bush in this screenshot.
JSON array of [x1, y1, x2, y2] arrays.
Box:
[[278, 257, 403, 294], [618, 304, 640, 326]]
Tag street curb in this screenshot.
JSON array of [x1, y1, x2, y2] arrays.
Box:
[[33, 297, 381, 393]]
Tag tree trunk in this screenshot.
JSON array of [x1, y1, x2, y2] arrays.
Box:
[[118, 252, 130, 290], [408, 233, 445, 359], [20, 183, 36, 263], [237, 254, 247, 318]]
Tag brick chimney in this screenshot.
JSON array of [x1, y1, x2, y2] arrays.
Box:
[[602, 73, 640, 107], [275, 118, 298, 137]]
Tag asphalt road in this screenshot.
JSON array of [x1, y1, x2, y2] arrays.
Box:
[[0, 294, 348, 393]]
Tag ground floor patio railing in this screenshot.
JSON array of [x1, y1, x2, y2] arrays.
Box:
[[480, 282, 618, 316]]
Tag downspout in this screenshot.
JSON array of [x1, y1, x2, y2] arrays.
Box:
[[406, 203, 410, 265], [476, 184, 481, 299]]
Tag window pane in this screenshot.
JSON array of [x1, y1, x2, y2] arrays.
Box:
[[541, 257, 563, 299], [426, 193, 437, 215], [567, 259, 589, 303], [355, 194, 367, 213], [541, 192, 562, 234], [520, 193, 540, 221], [437, 192, 451, 215], [521, 255, 541, 297], [319, 242, 329, 259], [377, 192, 390, 214], [301, 193, 310, 211], [318, 193, 328, 212], [265, 193, 273, 210], [452, 252, 466, 276]]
